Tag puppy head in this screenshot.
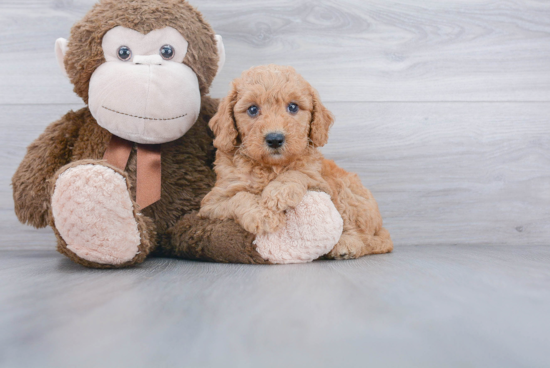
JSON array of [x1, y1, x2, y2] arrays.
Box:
[[209, 65, 334, 165]]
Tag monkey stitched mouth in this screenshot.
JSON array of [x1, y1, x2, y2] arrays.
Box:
[[102, 106, 187, 121]]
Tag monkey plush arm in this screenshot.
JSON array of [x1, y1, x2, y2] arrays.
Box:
[[161, 212, 270, 264], [12, 109, 84, 228]]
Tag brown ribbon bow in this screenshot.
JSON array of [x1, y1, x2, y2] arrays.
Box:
[[103, 135, 162, 210]]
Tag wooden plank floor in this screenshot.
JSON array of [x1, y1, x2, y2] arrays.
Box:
[[1, 245, 549, 367], [1, 1, 550, 366]]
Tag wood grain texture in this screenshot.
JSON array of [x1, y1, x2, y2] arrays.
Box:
[[2, 102, 549, 249], [0, 0, 550, 104], [1, 245, 549, 367], [0, 2, 548, 246], [323, 101, 550, 246]]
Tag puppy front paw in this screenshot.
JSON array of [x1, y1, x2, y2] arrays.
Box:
[[262, 182, 307, 212], [240, 207, 286, 235]]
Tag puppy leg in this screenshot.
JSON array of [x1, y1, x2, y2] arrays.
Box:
[[262, 181, 307, 212], [325, 231, 364, 260], [358, 227, 394, 256], [322, 160, 393, 260], [236, 192, 287, 235], [200, 190, 285, 235], [326, 227, 393, 260], [262, 170, 330, 212]]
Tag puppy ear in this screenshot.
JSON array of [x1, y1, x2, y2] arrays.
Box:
[[210, 83, 239, 152], [309, 86, 334, 147]]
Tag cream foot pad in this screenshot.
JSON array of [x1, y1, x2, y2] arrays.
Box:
[[52, 164, 141, 265], [254, 191, 343, 264]]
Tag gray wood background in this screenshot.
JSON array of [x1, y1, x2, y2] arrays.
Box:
[[1, 2, 550, 367], [1, 0, 549, 249]]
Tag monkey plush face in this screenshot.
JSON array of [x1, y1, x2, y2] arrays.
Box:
[[54, 0, 225, 144], [86, 26, 202, 143]]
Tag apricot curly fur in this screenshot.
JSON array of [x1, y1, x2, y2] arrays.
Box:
[[200, 65, 393, 259]]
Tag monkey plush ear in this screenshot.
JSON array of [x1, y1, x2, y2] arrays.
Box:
[[54, 38, 69, 78], [309, 86, 334, 147], [214, 35, 225, 77]]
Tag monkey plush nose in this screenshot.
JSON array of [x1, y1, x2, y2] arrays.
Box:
[[133, 55, 163, 65], [265, 132, 285, 149]]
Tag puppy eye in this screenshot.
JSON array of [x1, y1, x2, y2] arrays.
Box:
[[287, 102, 299, 114], [247, 105, 260, 117], [117, 46, 132, 61], [160, 45, 175, 60]]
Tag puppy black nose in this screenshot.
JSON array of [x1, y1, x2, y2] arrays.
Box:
[[265, 132, 285, 149]]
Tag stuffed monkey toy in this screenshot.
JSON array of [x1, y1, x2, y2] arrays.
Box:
[[12, 0, 343, 267]]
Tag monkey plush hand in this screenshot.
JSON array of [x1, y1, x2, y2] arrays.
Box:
[[12, 0, 272, 268]]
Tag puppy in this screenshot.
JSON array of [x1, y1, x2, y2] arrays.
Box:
[[199, 65, 393, 259]]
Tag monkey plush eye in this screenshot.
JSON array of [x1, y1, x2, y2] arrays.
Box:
[[160, 45, 175, 60], [247, 105, 260, 117], [287, 102, 299, 114], [117, 46, 132, 61]]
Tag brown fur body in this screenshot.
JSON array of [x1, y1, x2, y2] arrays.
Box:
[[200, 65, 393, 259], [11, 0, 268, 267]]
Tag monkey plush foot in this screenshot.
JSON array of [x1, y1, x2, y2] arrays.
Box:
[[254, 191, 343, 264], [51, 163, 143, 265]]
